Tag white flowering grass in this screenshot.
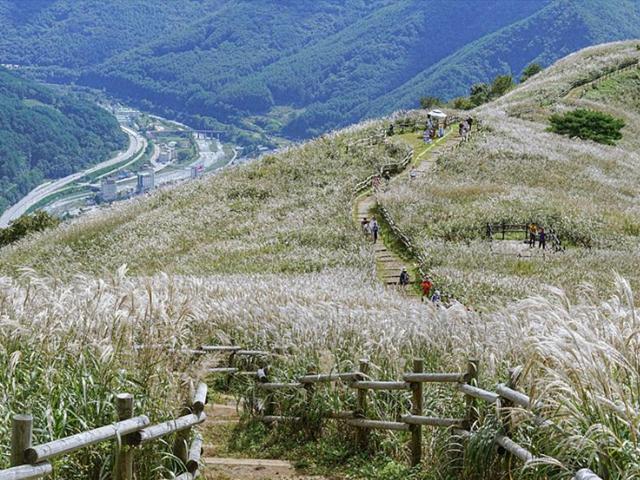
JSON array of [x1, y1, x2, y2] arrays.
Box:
[[379, 41, 640, 307], [0, 126, 410, 278], [2, 41, 640, 479], [1, 266, 639, 477]]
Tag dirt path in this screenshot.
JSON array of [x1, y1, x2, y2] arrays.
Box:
[[201, 397, 327, 480], [353, 129, 458, 295]]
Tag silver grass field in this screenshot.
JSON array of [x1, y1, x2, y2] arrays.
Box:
[[2, 41, 640, 478]]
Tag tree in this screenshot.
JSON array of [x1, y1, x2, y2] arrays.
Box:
[[451, 96, 474, 110], [469, 83, 490, 106], [490, 75, 515, 97], [520, 63, 542, 82], [419, 96, 443, 109], [548, 109, 625, 145]]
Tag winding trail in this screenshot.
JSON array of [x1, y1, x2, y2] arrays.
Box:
[[353, 128, 460, 295]]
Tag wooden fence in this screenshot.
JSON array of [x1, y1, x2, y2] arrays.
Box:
[[205, 344, 603, 480], [486, 223, 564, 252], [0, 382, 208, 480], [0, 345, 277, 480], [0, 342, 606, 480]]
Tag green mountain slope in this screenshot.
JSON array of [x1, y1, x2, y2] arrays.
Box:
[[0, 68, 126, 213], [82, 0, 547, 139], [2, 0, 640, 142], [361, 0, 640, 119]]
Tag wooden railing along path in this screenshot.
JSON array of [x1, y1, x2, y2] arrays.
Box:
[[486, 222, 564, 252], [0, 346, 276, 480], [1, 385, 208, 480], [0, 341, 606, 480], [205, 344, 603, 480]]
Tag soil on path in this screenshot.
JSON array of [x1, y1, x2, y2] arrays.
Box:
[[202, 396, 329, 480], [353, 130, 458, 296]]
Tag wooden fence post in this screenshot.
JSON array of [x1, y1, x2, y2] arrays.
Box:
[[464, 360, 479, 431], [11, 414, 33, 467], [226, 351, 237, 389], [114, 394, 134, 480], [173, 402, 192, 465], [410, 359, 424, 467], [356, 359, 370, 450]]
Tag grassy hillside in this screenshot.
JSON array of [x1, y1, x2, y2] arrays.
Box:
[[378, 41, 640, 308], [3, 43, 640, 479], [0, 121, 410, 277], [0, 68, 126, 214]]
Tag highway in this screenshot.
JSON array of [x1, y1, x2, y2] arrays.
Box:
[[0, 126, 145, 227]]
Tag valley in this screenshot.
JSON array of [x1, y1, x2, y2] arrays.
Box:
[[2, 2, 640, 479]]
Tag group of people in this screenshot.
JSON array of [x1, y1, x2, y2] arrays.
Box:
[[423, 114, 446, 144], [398, 268, 442, 303], [458, 117, 473, 141], [361, 216, 379, 243], [528, 223, 547, 249]]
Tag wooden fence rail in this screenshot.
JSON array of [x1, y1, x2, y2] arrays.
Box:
[[2, 339, 607, 480], [197, 343, 605, 480], [486, 222, 564, 252], [0, 382, 209, 480]]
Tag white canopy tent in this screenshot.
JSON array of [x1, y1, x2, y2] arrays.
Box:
[[427, 109, 447, 119]]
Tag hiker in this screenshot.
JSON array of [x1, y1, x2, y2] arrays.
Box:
[[410, 167, 417, 181], [438, 124, 445, 138], [399, 267, 410, 287], [528, 223, 538, 248], [387, 123, 395, 136], [427, 115, 433, 130], [538, 227, 546, 250], [420, 276, 433, 302], [361, 217, 369, 234], [423, 129, 432, 143], [369, 217, 379, 243], [431, 290, 441, 304], [458, 122, 465, 137], [466, 117, 474, 129], [382, 171, 391, 188]]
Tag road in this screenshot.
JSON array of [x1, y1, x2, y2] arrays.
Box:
[[0, 126, 145, 227]]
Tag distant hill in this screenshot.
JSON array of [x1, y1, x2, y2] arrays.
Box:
[[0, 68, 126, 214], [2, 0, 640, 142]]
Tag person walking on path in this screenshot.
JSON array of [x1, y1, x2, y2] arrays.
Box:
[[399, 267, 410, 288], [420, 276, 433, 302], [528, 223, 538, 248], [369, 217, 379, 243], [538, 227, 546, 250], [361, 217, 369, 235], [431, 290, 441, 305]]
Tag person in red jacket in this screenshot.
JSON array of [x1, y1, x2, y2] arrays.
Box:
[[420, 276, 433, 302]]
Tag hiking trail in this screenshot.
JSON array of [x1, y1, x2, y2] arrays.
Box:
[[353, 127, 461, 296], [201, 395, 326, 480]]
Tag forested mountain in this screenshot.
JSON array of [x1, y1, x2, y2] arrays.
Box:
[[1, 0, 640, 142], [0, 68, 126, 213]]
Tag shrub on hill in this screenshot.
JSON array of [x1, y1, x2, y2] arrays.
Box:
[[548, 108, 625, 145], [419, 96, 443, 109], [520, 62, 543, 82], [0, 211, 60, 247]]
